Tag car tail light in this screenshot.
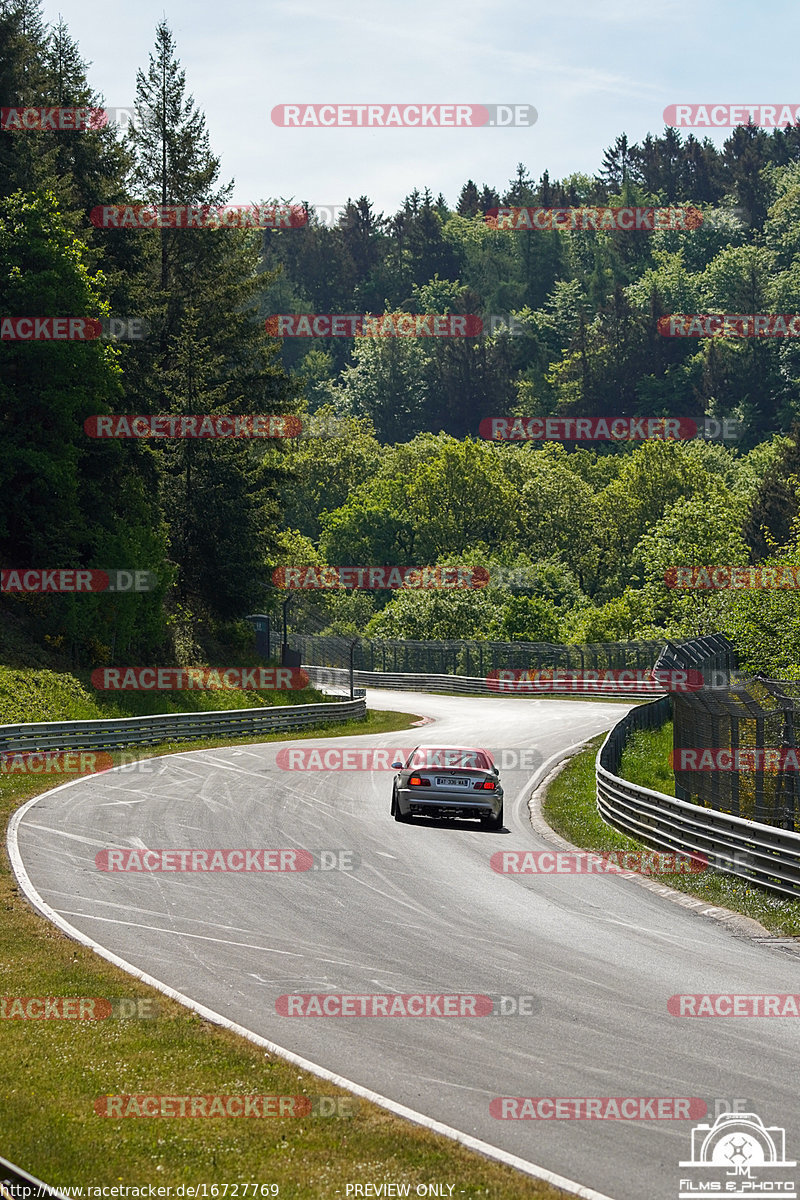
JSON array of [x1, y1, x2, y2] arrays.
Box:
[[408, 775, 431, 787], [474, 779, 496, 790]]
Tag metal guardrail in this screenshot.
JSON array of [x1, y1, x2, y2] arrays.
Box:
[[0, 697, 366, 755], [597, 697, 800, 900], [0, 1154, 68, 1199], [304, 664, 663, 699]]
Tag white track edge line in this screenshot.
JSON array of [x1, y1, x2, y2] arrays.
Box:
[[7, 760, 617, 1200]]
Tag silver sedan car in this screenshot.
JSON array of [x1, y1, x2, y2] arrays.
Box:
[[390, 745, 504, 830]]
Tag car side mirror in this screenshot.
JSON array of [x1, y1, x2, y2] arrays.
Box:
[[391, 761, 403, 770], [492, 765, 500, 775]]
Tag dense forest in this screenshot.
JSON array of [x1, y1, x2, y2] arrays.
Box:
[[4, 0, 800, 677]]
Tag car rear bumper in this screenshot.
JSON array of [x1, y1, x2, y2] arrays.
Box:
[[397, 790, 502, 819]]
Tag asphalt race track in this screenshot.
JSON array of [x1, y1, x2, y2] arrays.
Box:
[[10, 691, 800, 1200]]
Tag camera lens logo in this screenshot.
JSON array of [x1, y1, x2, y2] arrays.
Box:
[[679, 1111, 796, 1198]]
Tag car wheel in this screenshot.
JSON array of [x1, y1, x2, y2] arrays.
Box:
[[481, 805, 503, 831], [392, 786, 411, 822]]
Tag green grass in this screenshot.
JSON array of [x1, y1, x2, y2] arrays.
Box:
[[0, 664, 336, 724], [542, 727, 800, 936], [0, 708, 565, 1199], [616, 724, 676, 795]]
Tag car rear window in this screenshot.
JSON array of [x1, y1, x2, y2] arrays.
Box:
[[408, 748, 491, 770]]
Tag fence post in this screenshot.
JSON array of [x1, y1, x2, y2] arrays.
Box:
[[780, 703, 797, 830], [755, 713, 765, 822], [729, 713, 740, 817]]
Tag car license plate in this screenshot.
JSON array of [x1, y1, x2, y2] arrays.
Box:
[[436, 776, 469, 787]]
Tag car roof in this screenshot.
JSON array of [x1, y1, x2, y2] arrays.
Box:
[[411, 744, 489, 752], [407, 745, 493, 762]]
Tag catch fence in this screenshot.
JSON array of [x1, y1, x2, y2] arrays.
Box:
[[657, 635, 800, 833], [287, 633, 667, 679]]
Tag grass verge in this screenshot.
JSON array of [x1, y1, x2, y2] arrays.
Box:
[[1, 707, 564, 1199], [542, 725, 800, 937], [0, 663, 336, 723]]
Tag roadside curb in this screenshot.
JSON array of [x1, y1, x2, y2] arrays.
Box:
[[6, 741, 617, 1200], [527, 744, 790, 947]]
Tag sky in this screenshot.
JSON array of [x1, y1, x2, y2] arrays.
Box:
[[41, 0, 800, 217]]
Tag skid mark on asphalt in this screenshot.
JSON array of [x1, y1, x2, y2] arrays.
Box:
[[50, 910, 306, 954], [20, 822, 112, 849], [35, 889, 264, 932]]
